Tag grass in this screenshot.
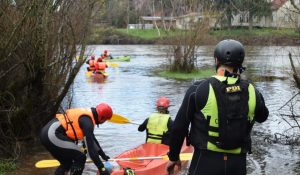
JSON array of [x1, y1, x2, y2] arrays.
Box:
[[158, 68, 215, 80], [210, 27, 299, 38], [116, 28, 299, 40], [115, 29, 180, 40], [0, 160, 16, 175]]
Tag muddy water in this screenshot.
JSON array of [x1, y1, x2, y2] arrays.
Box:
[[11, 45, 300, 175]]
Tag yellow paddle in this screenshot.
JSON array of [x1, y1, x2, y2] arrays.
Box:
[[106, 62, 119, 68], [35, 153, 193, 168], [108, 114, 139, 125]]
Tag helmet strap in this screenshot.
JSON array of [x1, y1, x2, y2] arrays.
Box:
[[91, 107, 100, 125]]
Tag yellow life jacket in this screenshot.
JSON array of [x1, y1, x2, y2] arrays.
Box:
[[146, 113, 170, 144]]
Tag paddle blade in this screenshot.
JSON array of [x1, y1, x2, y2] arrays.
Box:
[[35, 160, 60, 168], [85, 71, 92, 77], [108, 114, 130, 124], [106, 62, 119, 68]]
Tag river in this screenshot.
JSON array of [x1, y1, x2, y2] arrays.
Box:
[[9, 45, 300, 175]]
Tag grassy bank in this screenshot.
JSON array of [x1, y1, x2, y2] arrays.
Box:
[[90, 27, 299, 45], [158, 68, 215, 80], [0, 160, 16, 175], [210, 28, 298, 38]]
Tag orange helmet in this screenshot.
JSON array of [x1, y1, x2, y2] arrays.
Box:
[[91, 54, 95, 60], [96, 103, 113, 123], [156, 97, 170, 109]]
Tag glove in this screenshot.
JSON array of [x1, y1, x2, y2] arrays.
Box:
[[98, 167, 110, 175], [166, 160, 181, 175], [101, 154, 110, 161]]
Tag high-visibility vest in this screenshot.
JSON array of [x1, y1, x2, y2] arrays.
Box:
[[146, 113, 170, 144]]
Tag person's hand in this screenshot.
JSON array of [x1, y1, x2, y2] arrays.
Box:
[[166, 160, 181, 175], [101, 154, 110, 161], [98, 167, 110, 175]]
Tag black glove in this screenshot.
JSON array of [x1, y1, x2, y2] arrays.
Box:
[[98, 167, 110, 175], [101, 154, 110, 161]]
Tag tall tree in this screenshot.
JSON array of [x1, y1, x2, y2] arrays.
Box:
[[0, 0, 99, 159]]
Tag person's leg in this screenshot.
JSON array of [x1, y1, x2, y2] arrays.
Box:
[[55, 162, 72, 175], [226, 153, 246, 175], [70, 153, 87, 175], [40, 118, 84, 174], [188, 149, 225, 175]]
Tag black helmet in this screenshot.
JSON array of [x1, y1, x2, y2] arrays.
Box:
[[214, 39, 245, 67]]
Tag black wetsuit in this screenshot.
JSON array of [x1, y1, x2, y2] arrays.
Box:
[[40, 108, 107, 175], [168, 79, 269, 175], [138, 116, 173, 145]]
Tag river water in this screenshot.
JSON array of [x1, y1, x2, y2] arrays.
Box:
[[10, 45, 300, 175]]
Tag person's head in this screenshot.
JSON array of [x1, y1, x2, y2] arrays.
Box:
[[97, 57, 102, 62], [156, 97, 170, 114], [91, 54, 95, 60], [95, 103, 113, 124], [104, 50, 108, 54], [214, 39, 245, 74]]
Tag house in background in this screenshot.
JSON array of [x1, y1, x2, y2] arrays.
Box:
[[136, 16, 176, 29], [136, 0, 299, 30], [231, 0, 300, 29]]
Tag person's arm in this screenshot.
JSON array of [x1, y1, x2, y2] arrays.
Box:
[[254, 89, 269, 123], [79, 116, 104, 170], [138, 118, 148, 132], [92, 135, 110, 161], [167, 118, 174, 131], [168, 83, 198, 161]]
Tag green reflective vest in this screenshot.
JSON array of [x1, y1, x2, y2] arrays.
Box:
[[201, 75, 256, 154], [146, 113, 170, 144]]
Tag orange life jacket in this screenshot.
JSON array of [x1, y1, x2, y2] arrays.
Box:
[[102, 53, 109, 60], [95, 62, 107, 72], [89, 60, 95, 70], [56, 108, 96, 141]]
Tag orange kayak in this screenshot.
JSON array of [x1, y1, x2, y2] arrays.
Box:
[[105, 142, 193, 175]]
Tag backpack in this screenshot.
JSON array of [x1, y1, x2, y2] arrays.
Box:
[[209, 77, 250, 149]]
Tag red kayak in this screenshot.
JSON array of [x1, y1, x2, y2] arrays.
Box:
[[102, 142, 192, 175]]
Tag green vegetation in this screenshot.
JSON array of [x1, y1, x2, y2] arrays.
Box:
[[115, 29, 180, 40], [158, 68, 215, 80], [90, 28, 299, 45], [210, 27, 299, 38], [0, 160, 16, 175]]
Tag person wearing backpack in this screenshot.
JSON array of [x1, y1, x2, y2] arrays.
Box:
[[166, 39, 269, 175]]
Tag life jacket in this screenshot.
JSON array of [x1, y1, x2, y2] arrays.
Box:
[[56, 108, 96, 142], [88, 60, 95, 70], [102, 53, 109, 60], [95, 62, 107, 73], [146, 113, 170, 144], [190, 76, 256, 154]]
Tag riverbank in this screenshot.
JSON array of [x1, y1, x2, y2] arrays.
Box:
[[89, 27, 300, 46]]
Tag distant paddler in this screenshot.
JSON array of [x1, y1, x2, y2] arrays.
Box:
[[101, 50, 113, 60], [86, 54, 96, 71]]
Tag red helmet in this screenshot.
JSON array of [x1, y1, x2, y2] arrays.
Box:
[[91, 54, 95, 59], [97, 57, 102, 62], [96, 103, 113, 123], [156, 97, 170, 109], [104, 50, 108, 54]]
